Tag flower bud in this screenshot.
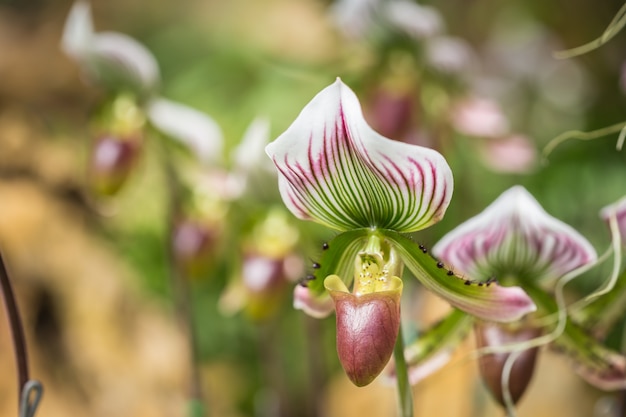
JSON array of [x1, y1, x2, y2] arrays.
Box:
[[88, 134, 141, 196], [172, 219, 217, 278], [474, 322, 541, 406]]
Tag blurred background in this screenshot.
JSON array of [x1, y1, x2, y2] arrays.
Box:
[[0, 0, 625, 416]]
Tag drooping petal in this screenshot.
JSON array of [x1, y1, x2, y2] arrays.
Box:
[[266, 79, 453, 232], [433, 185, 597, 283], [147, 98, 223, 164], [553, 318, 626, 391], [384, 230, 536, 322], [325, 274, 403, 386]]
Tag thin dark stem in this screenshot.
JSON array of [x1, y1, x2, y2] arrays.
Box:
[[0, 250, 29, 402], [393, 325, 414, 417]]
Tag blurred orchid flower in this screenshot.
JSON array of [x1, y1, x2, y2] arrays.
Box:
[[384, 0, 443, 39], [218, 210, 303, 321], [266, 79, 535, 386], [331, 0, 442, 41], [61, 0, 159, 96], [451, 96, 509, 139], [397, 186, 626, 409], [62, 1, 223, 167], [479, 134, 538, 174], [425, 36, 475, 75]]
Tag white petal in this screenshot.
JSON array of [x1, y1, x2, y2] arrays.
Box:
[[61, 0, 94, 58], [147, 98, 223, 164], [232, 116, 273, 173], [433, 185, 597, 282], [266, 79, 453, 232], [88, 32, 160, 93]]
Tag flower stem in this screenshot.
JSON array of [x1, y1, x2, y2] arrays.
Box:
[[157, 140, 205, 416], [393, 325, 414, 417]]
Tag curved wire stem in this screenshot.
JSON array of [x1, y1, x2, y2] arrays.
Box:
[[582, 213, 621, 302], [0, 251, 28, 396], [542, 121, 626, 163], [0, 250, 43, 417], [501, 350, 522, 417], [19, 380, 43, 417], [554, 2, 626, 59], [569, 213, 620, 313], [473, 258, 597, 358]]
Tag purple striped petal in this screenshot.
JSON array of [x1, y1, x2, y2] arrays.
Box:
[[266, 79, 453, 232], [433, 186, 597, 283]]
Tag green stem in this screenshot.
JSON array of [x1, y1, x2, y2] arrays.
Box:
[[393, 325, 414, 417], [156, 139, 205, 416]]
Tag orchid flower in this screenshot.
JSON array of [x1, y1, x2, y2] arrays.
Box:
[[62, 1, 223, 166], [331, 0, 442, 41], [398, 186, 626, 410], [265, 79, 535, 387], [61, 0, 159, 97]]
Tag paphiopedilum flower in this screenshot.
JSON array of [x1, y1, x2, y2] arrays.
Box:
[[397, 186, 626, 408], [218, 209, 303, 321], [266, 79, 535, 386], [62, 1, 223, 165]]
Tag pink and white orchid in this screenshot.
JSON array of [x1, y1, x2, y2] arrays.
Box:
[[266, 79, 535, 386], [391, 186, 626, 408], [434, 186, 597, 285]]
